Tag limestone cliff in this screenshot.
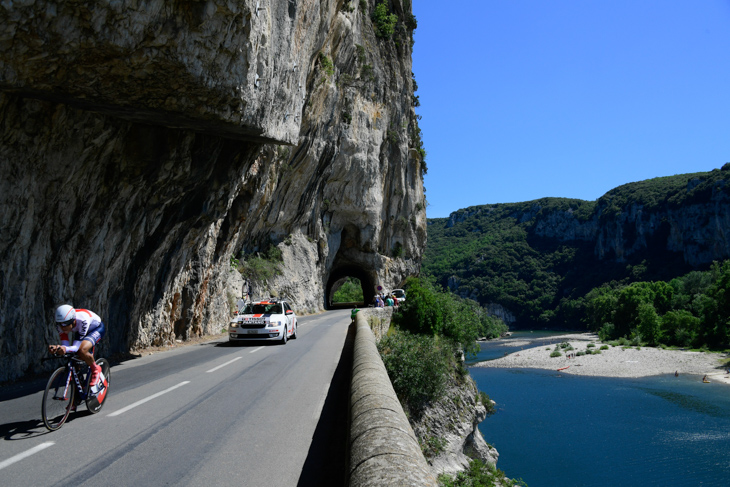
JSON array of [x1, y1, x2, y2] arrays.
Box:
[[426, 167, 730, 328], [410, 369, 499, 478], [0, 0, 426, 382], [530, 168, 730, 266]]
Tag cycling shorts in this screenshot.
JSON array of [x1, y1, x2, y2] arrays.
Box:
[[82, 322, 106, 347]]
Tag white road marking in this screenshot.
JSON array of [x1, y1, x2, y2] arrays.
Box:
[[249, 346, 265, 354], [107, 381, 190, 417], [206, 356, 242, 373], [312, 384, 330, 420], [0, 442, 54, 471]]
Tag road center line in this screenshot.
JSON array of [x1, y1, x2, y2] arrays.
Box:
[[0, 442, 54, 471], [107, 381, 190, 417], [206, 356, 242, 373], [249, 346, 264, 354]]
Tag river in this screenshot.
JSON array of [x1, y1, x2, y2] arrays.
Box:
[[468, 331, 730, 487]]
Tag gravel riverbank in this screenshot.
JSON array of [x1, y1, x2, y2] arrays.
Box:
[[473, 333, 730, 385]]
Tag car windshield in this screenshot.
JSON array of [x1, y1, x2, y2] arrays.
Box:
[[393, 290, 404, 297], [243, 303, 282, 314]]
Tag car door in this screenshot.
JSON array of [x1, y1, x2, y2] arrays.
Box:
[[284, 302, 293, 334]]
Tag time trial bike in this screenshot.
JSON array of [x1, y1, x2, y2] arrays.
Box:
[[41, 352, 110, 431]]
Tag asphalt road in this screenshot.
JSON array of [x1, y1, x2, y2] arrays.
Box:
[[0, 309, 354, 487]]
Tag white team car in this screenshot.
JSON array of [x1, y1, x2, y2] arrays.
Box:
[[229, 299, 297, 344]]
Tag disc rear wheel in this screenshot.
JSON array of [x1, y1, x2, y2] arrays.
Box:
[[42, 367, 74, 431], [86, 358, 110, 414]]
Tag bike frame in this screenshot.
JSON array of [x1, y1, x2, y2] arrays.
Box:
[[57, 355, 94, 403]]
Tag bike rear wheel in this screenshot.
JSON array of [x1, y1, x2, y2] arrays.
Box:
[[86, 358, 110, 414], [42, 367, 74, 431]]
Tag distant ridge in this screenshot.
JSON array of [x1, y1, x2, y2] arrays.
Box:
[[424, 164, 730, 328]]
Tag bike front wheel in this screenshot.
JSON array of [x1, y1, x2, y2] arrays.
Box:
[[86, 358, 110, 414], [42, 367, 74, 431]]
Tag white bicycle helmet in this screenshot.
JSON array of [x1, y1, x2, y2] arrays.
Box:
[[55, 305, 76, 325]]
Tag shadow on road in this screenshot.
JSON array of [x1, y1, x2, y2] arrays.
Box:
[[297, 320, 355, 487], [0, 418, 50, 441], [0, 409, 92, 441]]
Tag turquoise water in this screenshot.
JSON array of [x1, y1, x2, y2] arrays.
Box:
[[469, 333, 730, 487]]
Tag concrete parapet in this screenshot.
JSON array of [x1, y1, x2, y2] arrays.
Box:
[[348, 313, 438, 486], [354, 307, 394, 340]]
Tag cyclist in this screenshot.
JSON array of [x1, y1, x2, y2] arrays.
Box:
[[48, 305, 106, 387]]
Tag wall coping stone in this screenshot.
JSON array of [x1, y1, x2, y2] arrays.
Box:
[[348, 312, 437, 486]]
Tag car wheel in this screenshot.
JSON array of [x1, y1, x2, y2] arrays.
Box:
[[281, 327, 288, 345], [291, 321, 297, 339]]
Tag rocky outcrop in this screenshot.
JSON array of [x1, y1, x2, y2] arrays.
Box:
[[0, 1, 426, 382], [410, 367, 499, 478], [529, 170, 730, 265]]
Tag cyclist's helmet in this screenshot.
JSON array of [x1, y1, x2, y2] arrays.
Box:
[[55, 305, 76, 327]]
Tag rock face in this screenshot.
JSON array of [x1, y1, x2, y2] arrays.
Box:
[[0, 1, 426, 382], [410, 366, 499, 477], [528, 170, 730, 266]]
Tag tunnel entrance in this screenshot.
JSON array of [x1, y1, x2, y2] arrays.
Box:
[[325, 265, 376, 310]]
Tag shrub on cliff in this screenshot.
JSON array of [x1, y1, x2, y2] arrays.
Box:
[[377, 330, 452, 414], [234, 244, 282, 283], [372, 1, 398, 38], [438, 458, 526, 487]]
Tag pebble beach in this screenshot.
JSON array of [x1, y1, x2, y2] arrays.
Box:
[[474, 333, 730, 385]]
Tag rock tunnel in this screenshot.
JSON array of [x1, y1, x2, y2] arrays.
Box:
[[325, 264, 376, 309]]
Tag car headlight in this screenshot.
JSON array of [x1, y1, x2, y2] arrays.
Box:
[[269, 321, 281, 328]]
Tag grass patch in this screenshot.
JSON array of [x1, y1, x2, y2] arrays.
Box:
[[421, 435, 448, 458]]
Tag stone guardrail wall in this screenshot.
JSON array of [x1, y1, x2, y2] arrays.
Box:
[[348, 311, 438, 487]]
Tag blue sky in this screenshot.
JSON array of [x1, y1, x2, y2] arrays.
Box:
[[412, 0, 730, 218]]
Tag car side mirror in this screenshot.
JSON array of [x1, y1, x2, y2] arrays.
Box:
[[286, 310, 294, 315]]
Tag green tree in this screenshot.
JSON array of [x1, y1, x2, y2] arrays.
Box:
[[585, 284, 619, 332], [661, 309, 700, 347], [331, 277, 364, 302], [637, 302, 661, 345], [701, 260, 730, 347]]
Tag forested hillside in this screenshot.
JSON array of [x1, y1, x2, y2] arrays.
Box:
[[423, 165, 730, 336]]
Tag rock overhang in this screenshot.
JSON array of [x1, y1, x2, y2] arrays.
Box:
[[0, 0, 320, 145]]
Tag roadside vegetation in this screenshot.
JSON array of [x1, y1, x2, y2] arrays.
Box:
[[377, 276, 507, 415]]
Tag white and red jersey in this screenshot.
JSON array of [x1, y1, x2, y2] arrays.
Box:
[[57, 308, 103, 353]]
